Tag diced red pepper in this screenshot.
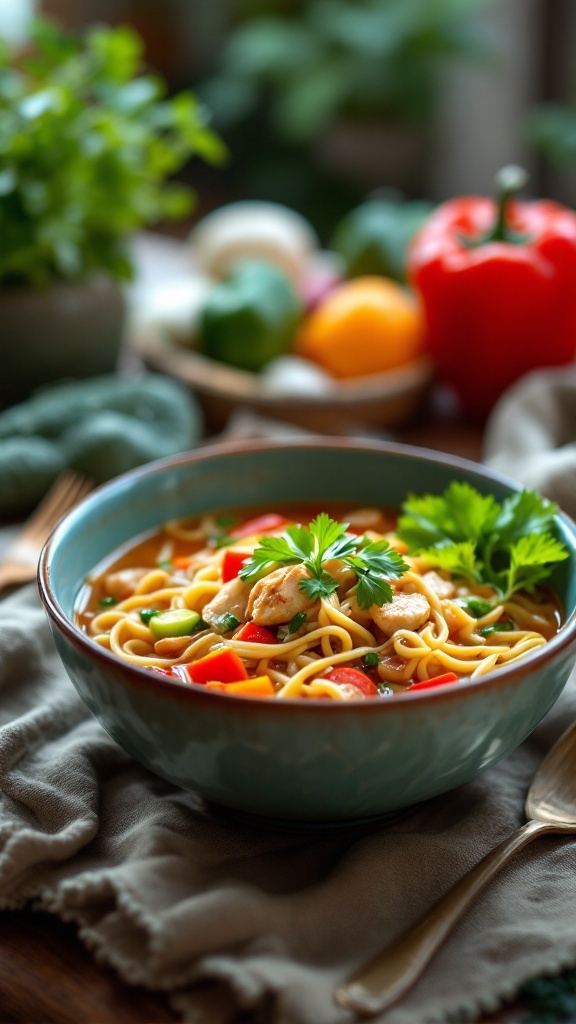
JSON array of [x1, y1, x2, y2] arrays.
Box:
[[234, 621, 277, 644], [407, 672, 459, 691], [187, 647, 249, 684], [230, 513, 289, 539], [221, 548, 251, 582], [325, 667, 379, 696]]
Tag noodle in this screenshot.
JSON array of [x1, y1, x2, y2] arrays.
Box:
[[75, 504, 561, 700]]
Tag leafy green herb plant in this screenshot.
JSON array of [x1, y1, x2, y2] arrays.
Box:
[[240, 512, 408, 608], [0, 18, 226, 286], [396, 482, 569, 603]]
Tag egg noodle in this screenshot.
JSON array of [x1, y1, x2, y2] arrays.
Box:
[[78, 507, 560, 700]]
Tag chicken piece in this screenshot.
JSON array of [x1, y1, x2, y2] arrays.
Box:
[[202, 577, 250, 628], [345, 507, 386, 532], [421, 571, 455, 600], [102, 568, 148, 600], [371, 591, 431, 636], [246, 564, 319, 626]]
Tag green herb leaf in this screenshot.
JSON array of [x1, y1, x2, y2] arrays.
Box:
[[417, 541, 482, 583], [288, 611, 307, 633], [299, 569, 340, 602], [479, 618, 515, 637], [459, 597, 494, 618], [99, 595, 118, 606], [240, 514, 409, 610], [397, 484, 568, 601]]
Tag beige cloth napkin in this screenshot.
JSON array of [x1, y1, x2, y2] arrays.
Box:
[[483, 365, 576, 518], [1, 581, 576, 1024]]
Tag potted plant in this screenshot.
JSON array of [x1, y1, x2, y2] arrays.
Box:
[[200, 0, 490, 192], [0, 17, 225, 407]]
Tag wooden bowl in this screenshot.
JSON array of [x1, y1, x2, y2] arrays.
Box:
[[131, 326, 434, 435]]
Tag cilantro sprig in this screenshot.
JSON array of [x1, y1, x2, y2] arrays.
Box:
[[239, 512, 408, 609], [396, 482, 569, 602]]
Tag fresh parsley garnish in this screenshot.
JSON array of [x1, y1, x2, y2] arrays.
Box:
[[99, 596, 118, 607], [479, 618, 515, 638], [397, 483, 568, 602], [239, 512, 408, 609]]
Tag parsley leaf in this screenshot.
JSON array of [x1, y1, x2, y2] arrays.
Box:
[[240, 514, 409, 609], [397, 484, 568, 601]]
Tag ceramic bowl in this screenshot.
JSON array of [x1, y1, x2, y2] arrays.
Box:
[[39, 440, 576, 828]]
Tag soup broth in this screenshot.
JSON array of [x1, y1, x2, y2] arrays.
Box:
[[76, 503, 562, 700]]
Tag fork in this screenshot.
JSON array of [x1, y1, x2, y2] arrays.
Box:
[[0, 470, 92, 594]]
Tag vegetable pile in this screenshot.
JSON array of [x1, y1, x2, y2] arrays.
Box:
[[172, 197, 429, 382]]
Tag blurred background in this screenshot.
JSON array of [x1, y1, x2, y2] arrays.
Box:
[[7, 0, 576, 239]]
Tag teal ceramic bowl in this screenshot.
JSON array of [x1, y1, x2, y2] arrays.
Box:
[[39, 439, 576, 827]]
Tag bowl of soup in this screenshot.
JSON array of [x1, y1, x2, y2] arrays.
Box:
[[38, 439, 576, 827]]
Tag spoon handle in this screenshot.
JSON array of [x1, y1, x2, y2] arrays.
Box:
[[336, 818, 554, 1017]]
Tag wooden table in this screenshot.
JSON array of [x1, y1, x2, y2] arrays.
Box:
[[0, 414, 534, 1024]]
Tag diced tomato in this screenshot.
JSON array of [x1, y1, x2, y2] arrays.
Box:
[[407, 672, 459, 691], [325, 667, 379, 696], [234, 621, 277, 644], [230, 513, 289, 539], [205, 675, 275, 697], [221, 548, 251, 583], [187, 648, 249, 684]]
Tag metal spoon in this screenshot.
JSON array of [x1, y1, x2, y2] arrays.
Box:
[[336, 720, 576, 1018]]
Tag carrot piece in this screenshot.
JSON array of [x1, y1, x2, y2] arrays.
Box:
[[205, 676, 275, 697], [234, 621, 277, 644], [172, 555, 193, 570], [187, 648, 248, 684], [407, 672, 459, 691]]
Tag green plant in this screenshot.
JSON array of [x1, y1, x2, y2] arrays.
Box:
[[0, 18, 226, 286], [202, 0, 491, 144], [527, 103, 576, 168]]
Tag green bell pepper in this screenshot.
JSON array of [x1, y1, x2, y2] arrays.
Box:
[[331, 197, 434, 284], [199, 260, 303, 372]]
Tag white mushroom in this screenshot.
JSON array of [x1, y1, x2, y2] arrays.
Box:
[[202, 577, 250, 628], [371, 591, 431, 636], [246, 564, 319, 626]]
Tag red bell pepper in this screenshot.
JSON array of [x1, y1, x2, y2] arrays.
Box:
[[408, 166, 576, 420], [407, 672, 459, 691], [230, 513, 288, 539], [234, 621, 277, 644], [221, 548, 251, 583], [187, 647, 248, 684]]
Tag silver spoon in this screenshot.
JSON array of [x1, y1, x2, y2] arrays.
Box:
[[336, 719, 576, 1018]]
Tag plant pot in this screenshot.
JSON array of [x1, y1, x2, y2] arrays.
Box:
[[0, 276, 126, 409]]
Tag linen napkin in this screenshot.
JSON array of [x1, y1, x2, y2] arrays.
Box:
[[483, 365, 576, 519], [1, 580, 576, 1024]]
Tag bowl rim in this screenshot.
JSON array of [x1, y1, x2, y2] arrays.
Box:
[[38, 436, 576, 712]]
